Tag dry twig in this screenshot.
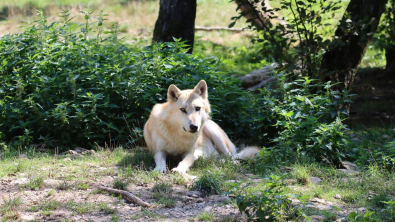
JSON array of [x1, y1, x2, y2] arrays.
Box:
[[95, 185, 151, 208]]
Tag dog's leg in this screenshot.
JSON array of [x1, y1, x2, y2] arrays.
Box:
[[203, 120, 236, 158], [154, 151, 167, 173], [171, 152, 194, 174]]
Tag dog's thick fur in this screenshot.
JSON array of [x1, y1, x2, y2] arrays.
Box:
[[144, 80, 259, 174]]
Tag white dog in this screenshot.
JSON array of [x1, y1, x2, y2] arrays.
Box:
[[144, 80, 259, 174]]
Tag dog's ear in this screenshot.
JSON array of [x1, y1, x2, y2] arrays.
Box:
[[193, 80, 208, 99], [167, 84, 182, 102]]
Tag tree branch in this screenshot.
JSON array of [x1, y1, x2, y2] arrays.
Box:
[[95, 185, 151, 208]]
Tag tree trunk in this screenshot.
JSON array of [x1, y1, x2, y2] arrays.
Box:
[[153, 0, 197, 53], [320, 0, 388, 91], [385, 45, 395, 75]]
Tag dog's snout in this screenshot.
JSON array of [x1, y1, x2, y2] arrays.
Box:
[[189, 124, 198, 132]]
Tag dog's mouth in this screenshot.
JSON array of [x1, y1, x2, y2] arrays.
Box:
[[183, 127, 198, 134]]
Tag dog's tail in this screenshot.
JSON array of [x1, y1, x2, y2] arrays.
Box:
[[235, 146, 260, 160]]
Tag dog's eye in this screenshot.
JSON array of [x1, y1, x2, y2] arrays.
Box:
[[195, 107, 201, 111], [180, 108, 187, 113]]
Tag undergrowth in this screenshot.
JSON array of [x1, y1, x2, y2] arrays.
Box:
[[0, 10, 251, 150]]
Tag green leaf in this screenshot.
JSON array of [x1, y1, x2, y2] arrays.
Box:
[[281, 110, 294, 117]]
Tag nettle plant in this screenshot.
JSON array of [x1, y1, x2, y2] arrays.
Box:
[[0, 10, 252, 149], [252, 74, 352, 166], [226, 175, 299, 221]]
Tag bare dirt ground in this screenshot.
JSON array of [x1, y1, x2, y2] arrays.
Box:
[[0, 156, 245, 222], [0, 152, 368, 222]]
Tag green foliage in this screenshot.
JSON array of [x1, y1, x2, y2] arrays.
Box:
[[0, 10, 251, 149], [252, 74, 351, 166], [345, 210, 377, 222], [190, 171, 223, 197], [195, 42, 269, 75], [382, 199, 395, 219], [349, 128, 395, 170], [376, 0, 395, 47], [231, 0, 344, 78], [370, 192, 391, 208], [0, 8, 353, 167], [227, 175, 297, 221]]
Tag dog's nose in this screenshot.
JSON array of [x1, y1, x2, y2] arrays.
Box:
[[189, 124, 198, 132]]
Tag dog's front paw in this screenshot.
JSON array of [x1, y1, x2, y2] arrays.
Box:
[[171, 167, 187, 175], [154, 165, 167, 173]]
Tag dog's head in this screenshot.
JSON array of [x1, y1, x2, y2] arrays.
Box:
[[167, 80, 211, 133]]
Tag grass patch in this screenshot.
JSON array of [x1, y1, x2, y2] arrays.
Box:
[[152, 182, 173, 195], [197, 211, 215, 221], [113, 178, 129, 190], [370, 192, 391, 208], [76, 183, 89, 190], [129, 208, 165, 220], [98, 202, 117, 215], [39, 200, 60, 211], [291, 165, 311, 185], [1, 196, 22, 221], [190, 171, 223, 197], [111, 214, 120, 222], [117, 149, 154, 170], [27, 176, 44, 190], [57, 180, 73, 191], [191, 155, 247, 179], [152, 182, 176, 208], [66, 200, 96, 214], [46, 189, 57, 197]]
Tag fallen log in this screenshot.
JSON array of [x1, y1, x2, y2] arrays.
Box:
[[239, 64, 276, 88], [95, 185, 151, 208]]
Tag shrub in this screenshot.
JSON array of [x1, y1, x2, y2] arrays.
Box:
[[252, 74, 352, 166], [0, 10, 254, 149], [0, 10, 351, 166], [227, 175, 297, 221]]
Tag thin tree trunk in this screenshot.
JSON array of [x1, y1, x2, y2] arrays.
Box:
[[320, 0, 388, 91], [234, 0, 272, 29], [385, 45, 395, 75], [153, 0, 197, 53]]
